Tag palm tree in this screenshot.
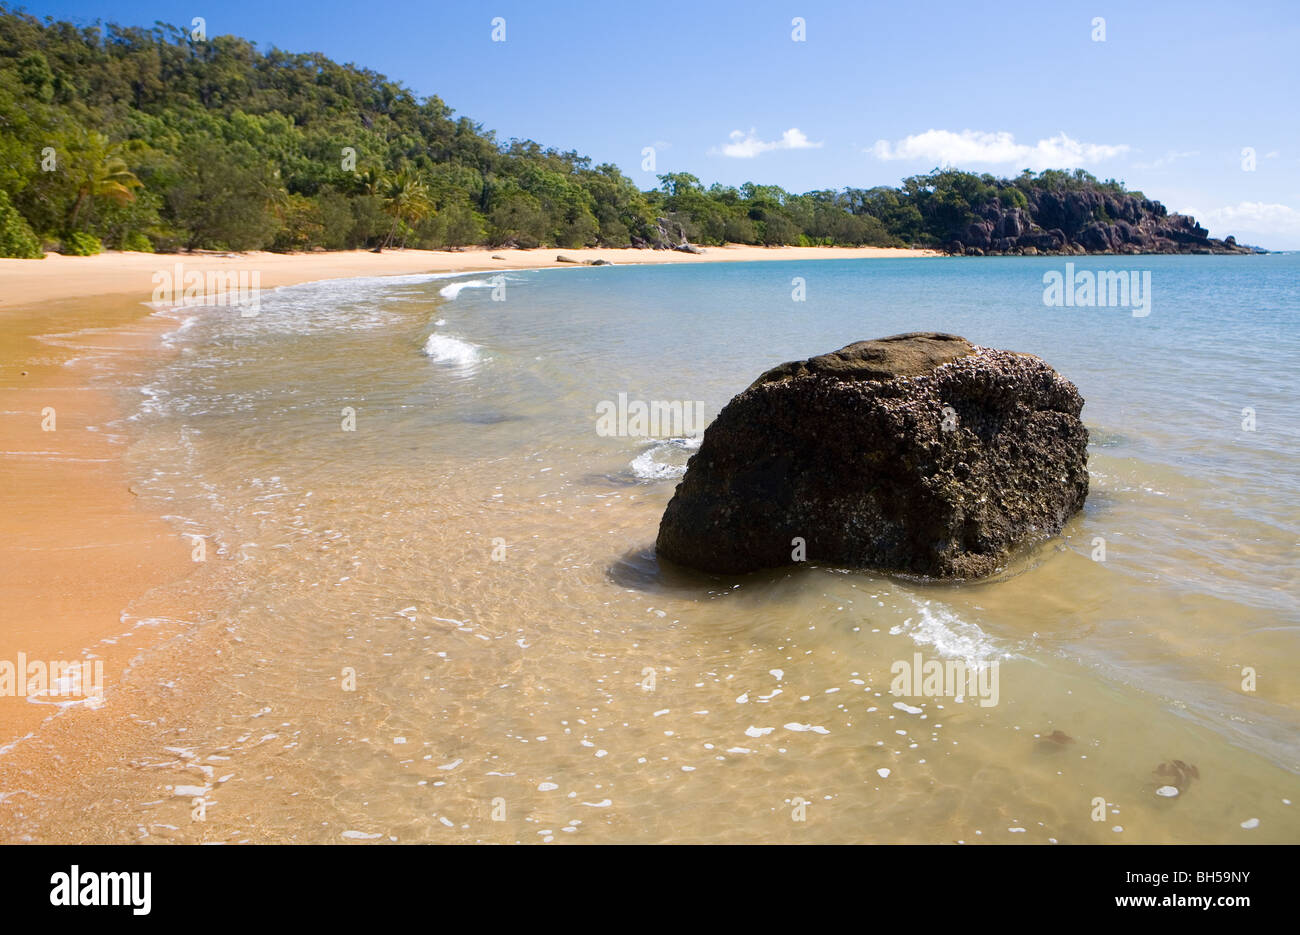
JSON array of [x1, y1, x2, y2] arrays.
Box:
[[356, 166, 384, 197], [379, 168, 433, 249], [66, 132, 141, 231]]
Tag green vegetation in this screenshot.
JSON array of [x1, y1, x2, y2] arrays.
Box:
[[60, 230, 102, 255], [0, 187, 42, 257], [0, 7, 1146, 257]]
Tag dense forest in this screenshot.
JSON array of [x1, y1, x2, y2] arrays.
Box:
[[0, 7, 1247, 259]]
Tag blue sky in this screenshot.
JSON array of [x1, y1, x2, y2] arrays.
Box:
[[22, 0, 1300, 247]]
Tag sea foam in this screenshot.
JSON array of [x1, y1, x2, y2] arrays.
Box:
[[891, 599, 1012, 667], [629, 436, 701, 481], [438, 278, 496, 299], [422, 332, 482, 367]]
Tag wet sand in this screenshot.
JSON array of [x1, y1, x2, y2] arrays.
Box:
[[0, 244, 934, 839]]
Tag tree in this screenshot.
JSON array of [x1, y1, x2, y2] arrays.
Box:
[[166, 138, 280, 250], [487, 186, 547, 248], [0, 189, 42, 257], [379, 168, 433, 248], [0, 6, 1174, 257], [658, 172, 701, 200], [65, 132, 141, 231], [760, 211, 798, 245]]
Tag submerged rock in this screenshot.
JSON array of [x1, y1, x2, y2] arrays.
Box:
[[655, 332, 1088, 577]]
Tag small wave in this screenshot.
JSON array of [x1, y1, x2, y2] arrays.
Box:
[[160, 314, 199, 346], [422, 333, 482, 367], [438, 279, 496, 299], [629, 436, 702, 481], [891, 599, 1012, 667], [130, 383, 170, 422]]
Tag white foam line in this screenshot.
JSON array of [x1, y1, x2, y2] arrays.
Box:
[[891, 598, 1014, 666]]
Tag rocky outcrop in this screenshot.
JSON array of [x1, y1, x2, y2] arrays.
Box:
[[631, 216, 700, 251], [655, 333, 1089, 578], [944, 188, 1260, 256]]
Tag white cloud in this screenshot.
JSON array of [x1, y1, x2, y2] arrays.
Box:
[[868, 129, 1129, 168], [1182, 201, 1300, 247], [715, 127, 822, 158]]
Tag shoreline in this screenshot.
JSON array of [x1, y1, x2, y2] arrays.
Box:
[[0, 247, 1294, 843], [0, 294, 198, 793], [0, 245, 939, 310], [0, 242, 931, 831]]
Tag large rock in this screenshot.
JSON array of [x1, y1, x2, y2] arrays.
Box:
[[631, 216, 700, 251], [1077, 221, 1115, 253], [944, 186, 1259, 255], [655, 333, 1089, 578]]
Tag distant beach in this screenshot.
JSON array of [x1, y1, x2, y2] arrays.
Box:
[[0, 245, 939, 310]]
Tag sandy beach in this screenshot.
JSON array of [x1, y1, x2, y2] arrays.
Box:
[[2, 244, 1296, 846], [0, 244, 934, 835], [0, 245, 936, 309], [5, 0, 1298, 876]]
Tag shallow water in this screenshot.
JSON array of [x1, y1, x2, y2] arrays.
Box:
[[41, 255, 1300, 842]]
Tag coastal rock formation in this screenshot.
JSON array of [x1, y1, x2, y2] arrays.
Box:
[[631, 216, 700, 251], [946, 189, 1258, 256], [655, 333, 1089, 578]]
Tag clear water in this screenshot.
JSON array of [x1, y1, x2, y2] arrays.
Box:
[[51, 255, 1300, 842]]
